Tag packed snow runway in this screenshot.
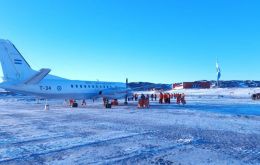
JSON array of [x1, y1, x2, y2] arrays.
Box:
[[0, 92, 260, 164]]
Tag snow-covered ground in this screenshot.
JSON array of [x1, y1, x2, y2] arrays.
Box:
[[174, 87, 260, 99], [0, 88, 259, 164]]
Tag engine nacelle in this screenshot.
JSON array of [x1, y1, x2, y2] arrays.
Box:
[[99, 88, 132, 99]]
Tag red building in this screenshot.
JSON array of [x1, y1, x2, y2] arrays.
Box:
[[173, 81, 211, 89]]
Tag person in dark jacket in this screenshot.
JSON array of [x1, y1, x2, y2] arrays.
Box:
[[151, 94, 154, 101], [141, 94, 145, 100]]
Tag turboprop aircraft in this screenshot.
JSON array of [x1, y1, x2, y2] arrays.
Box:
[[0, 39, 132, 106]]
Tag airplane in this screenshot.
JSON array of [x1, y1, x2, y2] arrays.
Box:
[[0, 39, 133, 108]]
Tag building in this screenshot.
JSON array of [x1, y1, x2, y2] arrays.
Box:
[[173, 81, 211, 89]]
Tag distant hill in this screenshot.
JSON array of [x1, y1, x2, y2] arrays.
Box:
[[211, 80, 260, 88], [128, 82, 171, 91], [129, 80, 260, 91]]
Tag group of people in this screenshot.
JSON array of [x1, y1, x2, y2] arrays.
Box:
[[138, 94, 150, 108], [134, 94, 157, 101], [102, 98, 119, 108], [159, 93, 173, 104], [174, 93, 186, 105], [68, 92, 186, 109], [68, 99, 86, 107], [251, 93, 260, 100], [135, 92, 186, 108]]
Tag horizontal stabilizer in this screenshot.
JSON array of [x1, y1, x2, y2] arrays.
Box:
[[24, 68, 51, 84]]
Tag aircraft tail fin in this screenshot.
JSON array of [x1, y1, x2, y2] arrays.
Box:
[[0, 39, 35, 82]]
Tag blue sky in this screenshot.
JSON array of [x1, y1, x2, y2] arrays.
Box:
[[0, 0, 259, 83]]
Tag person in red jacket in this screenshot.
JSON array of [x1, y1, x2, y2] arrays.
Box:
[[69, 99, 74, 106], [176, 94, 181, 104], [159, 92, 163, 104]]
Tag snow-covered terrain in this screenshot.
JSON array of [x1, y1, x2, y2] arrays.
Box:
[[0, 88, 259, 164], [175, 88, 260, 99]]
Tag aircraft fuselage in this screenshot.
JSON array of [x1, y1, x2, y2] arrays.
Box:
[[0, 79, 127, 100]]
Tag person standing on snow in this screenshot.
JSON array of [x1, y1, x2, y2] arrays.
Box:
[[141, 94, 145, 100], [163, 93, 168, 104], [181, 93, 186, 105], [135, 94, 139, 101], [151, 94, 154, 101], [159, 92, 163, 104], [176, 94, 181, 104], [82, 99, 86, 106], [146, 94, 150, 101], [168, 93, 171, 104]]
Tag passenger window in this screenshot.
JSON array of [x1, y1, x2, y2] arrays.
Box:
[[92, 85, 94, 88], [71, 85, 73, 88], [80, 85, 82, 88], [96, 85, 98, 88], [84, 85, 86, 88], [76, 85, 78, 88]]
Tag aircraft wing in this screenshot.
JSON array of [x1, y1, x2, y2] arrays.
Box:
[[24, 68, 51, 84]]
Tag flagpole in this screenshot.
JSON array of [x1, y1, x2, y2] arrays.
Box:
[[216, 59, 221, 88]]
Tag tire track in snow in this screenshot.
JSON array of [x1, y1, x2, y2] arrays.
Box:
[[0, 132, 152, 163], [90, 139, 195, 164]]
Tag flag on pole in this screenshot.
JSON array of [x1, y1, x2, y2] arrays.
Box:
[[216, 61, 221, 81]]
